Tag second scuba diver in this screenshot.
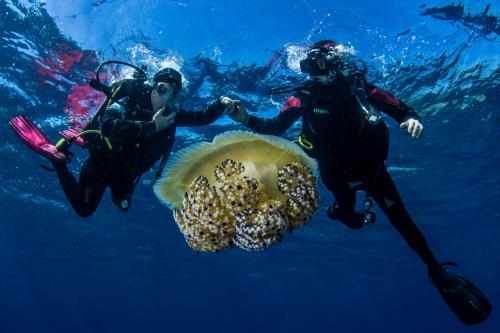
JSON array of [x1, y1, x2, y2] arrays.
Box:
[[10, 65, 238, 217], [225, 40, 492, 325]]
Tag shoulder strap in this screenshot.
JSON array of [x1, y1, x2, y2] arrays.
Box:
[[349, 71, 368, 94], [85, 79, 134, 130], [349, 72, 382, 124]]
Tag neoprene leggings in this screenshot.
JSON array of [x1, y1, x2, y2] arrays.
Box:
[[319, 158, 439, 268], [54, 158, 135, 217]]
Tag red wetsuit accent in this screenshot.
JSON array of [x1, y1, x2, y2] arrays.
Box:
[[368, 87, 400, 106], [280, 96, 301, 113]]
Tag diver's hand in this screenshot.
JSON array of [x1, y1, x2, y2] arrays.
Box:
[[400, 118, 423, 139], [222, 96, 249, 125], [220, 96, 238, 112], [153, 106, 176, 131]]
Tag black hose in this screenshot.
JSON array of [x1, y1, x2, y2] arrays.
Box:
[[94, 60, 147, 86]]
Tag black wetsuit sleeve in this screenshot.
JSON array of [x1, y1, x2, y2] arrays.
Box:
[[175, 98, 226, 126], [100, 106, 157, 140], [366, 82, 420, 123], [246, 107, 302, 135]]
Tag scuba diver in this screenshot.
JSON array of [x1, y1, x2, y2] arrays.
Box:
[[225, 40, 492, 325], [10, 62, 237, 217], [421, 3, 499, 36]]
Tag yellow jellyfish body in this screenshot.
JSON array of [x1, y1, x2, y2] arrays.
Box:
[[154, 131, 320, 252]]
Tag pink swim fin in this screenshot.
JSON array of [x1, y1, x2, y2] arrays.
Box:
[[9, 115, 66, 161]]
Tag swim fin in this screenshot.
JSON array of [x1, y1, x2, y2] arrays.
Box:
[[9, 115, 66, 162], [429, 262, 492, 325]]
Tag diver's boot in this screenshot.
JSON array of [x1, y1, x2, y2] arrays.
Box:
[[428, 262, 492, 325]]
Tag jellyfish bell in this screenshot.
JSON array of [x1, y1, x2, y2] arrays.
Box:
[[155, 131, 318, 208]]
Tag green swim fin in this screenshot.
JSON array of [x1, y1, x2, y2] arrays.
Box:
[[429, 262, 492, 325]]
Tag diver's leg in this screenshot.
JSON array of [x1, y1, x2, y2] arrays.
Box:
[[368, 162, 492, 324], [320, 159, 365, 229], [53, 158, 106, 217], [367, 163, 439, 267]]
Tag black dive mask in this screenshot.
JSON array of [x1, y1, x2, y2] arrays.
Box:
[[300, 46, 345, 75], [300, 57, 329, 75]]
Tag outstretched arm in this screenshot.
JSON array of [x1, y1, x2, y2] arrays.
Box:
[[227, 96, 302, 136], [175, 97, 227, 127], [366, 83, 423, 139]]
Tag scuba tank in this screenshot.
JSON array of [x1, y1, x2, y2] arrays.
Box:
[[86, 60, 148, 131]]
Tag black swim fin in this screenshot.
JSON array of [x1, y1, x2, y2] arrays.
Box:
[[429, 262, 492, 325]]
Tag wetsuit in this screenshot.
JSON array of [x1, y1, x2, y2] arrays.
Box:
[[245, 74, 439, 268], [54, 79, 225, 217]]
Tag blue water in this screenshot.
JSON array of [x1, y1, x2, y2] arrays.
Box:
[[1, 0, 499, 332]]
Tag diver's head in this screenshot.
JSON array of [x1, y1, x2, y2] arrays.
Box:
[[151, 67, 182, 111], [300, 40, 342, 85]]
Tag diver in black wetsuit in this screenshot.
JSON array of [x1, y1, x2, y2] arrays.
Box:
[[53, 67, 236, 217], [226, 40, 491, 325], [421, 3, 500, 36]]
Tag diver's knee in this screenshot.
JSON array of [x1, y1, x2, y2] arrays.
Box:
[[327, 199, 376, 229], [327, 203, 364, 229], [116, 199, 131, 211]]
